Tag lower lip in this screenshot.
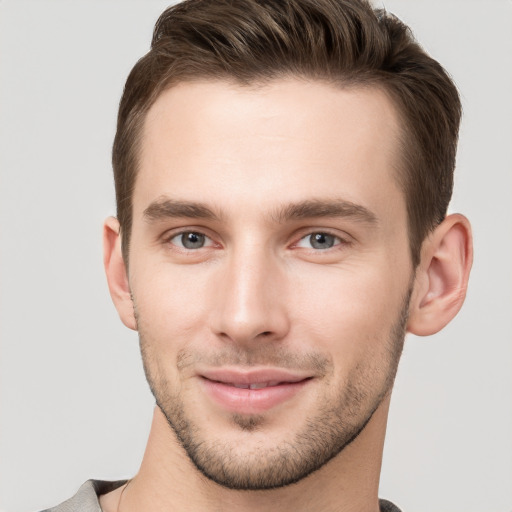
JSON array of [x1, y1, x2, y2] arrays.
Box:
[[201, 378, 310, 415]]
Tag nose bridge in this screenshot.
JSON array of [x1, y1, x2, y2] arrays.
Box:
[[211, 237, 289, 343]]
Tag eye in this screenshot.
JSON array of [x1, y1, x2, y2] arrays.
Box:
[[296, 232, 341, 250], [169, 231, 211, 250]]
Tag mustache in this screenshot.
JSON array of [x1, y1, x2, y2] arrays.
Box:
[[176, 346, 332, 376]]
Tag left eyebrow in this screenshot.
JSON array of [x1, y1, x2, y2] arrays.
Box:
[[271, 199, 378, 225]]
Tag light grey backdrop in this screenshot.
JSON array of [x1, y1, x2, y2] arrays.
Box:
[[1, 1, 511, 511]]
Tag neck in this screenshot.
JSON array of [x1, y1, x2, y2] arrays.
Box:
[[108, 397, 390, 512]]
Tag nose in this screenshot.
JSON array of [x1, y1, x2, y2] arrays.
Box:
[[209, 244, 290, 345]]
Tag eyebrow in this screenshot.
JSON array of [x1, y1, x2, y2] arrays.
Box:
[[143, 196, 377, 225], [143, 197, 222, 222], [272, 199, 378, 225]]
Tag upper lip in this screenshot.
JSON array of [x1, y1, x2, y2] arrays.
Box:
[[199, 367, 313, 387]]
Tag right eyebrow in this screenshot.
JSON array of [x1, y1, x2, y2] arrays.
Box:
[[143, 197, 222, 222]]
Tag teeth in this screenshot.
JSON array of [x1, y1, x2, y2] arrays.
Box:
[[250, 383, 268, 389], [228, 381, 283, 389], [229, 381, 282, 389]]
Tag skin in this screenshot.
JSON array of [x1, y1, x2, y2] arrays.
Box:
[[102, 79, 472, 512]]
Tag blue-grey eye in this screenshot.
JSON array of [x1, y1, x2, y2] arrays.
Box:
[[172, 231, 207, 249], [310, 233, 336, 249]]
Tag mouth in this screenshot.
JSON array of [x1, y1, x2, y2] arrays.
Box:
[[198, 368, 313, 414], [223, 381, 299, 390]]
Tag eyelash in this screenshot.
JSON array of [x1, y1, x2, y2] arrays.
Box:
[[163, 229, 349, 252], [166, 231, 217, 250]]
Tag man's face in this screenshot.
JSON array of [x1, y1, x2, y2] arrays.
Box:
[[127, 79, 413, 489]]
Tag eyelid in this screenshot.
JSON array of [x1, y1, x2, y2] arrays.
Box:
[[159, 226, 352, 251], [291, 228, 352, 248], [162, 227, 220, 249], [172, 232, 213, 249], [298, 232, 338, 246]]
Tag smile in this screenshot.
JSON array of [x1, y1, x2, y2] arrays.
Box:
[[198, 369, 313, 414]]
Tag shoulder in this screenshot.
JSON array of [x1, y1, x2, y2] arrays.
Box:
[[379, 498, 403, 512], [39, 480, 127, 512]]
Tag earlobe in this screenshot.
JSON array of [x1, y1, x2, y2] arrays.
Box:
[[407, 214, 473, 336], [103, 217, 137, 331]]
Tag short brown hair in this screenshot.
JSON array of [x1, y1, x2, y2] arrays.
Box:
[[113, 0, 461, 266]]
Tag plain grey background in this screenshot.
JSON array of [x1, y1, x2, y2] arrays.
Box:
[[1, 1, 511, 511]]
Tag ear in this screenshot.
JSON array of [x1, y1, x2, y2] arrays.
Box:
[[407, 213, 473, 336], [103, 217, 137, 331]]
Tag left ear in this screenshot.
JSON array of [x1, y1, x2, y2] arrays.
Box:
[[407, 213, 473, 336]]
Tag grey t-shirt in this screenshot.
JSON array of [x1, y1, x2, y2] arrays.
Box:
[[41, 480, 403, 511]]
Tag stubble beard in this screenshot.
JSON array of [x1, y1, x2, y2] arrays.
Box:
[[136, 289, 411, 491]]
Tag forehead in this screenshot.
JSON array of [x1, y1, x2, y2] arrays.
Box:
[[136, 79, 404, 219]]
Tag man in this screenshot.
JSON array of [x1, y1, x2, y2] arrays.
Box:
[[43, 0, 472, 510]]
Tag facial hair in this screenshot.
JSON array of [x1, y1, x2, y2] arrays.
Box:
[[136, 288, 411, 491]]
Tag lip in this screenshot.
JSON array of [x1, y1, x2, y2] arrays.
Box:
[[199, 368, 313, 415]]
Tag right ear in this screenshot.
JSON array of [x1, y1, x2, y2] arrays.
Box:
[[103, 217, 137, 330]]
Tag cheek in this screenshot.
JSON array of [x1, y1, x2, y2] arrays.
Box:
[[290, 262, 407, 356], [131, 264, 211, 346]]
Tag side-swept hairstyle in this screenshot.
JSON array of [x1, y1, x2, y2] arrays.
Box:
[[113, 0, 461, 266]]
